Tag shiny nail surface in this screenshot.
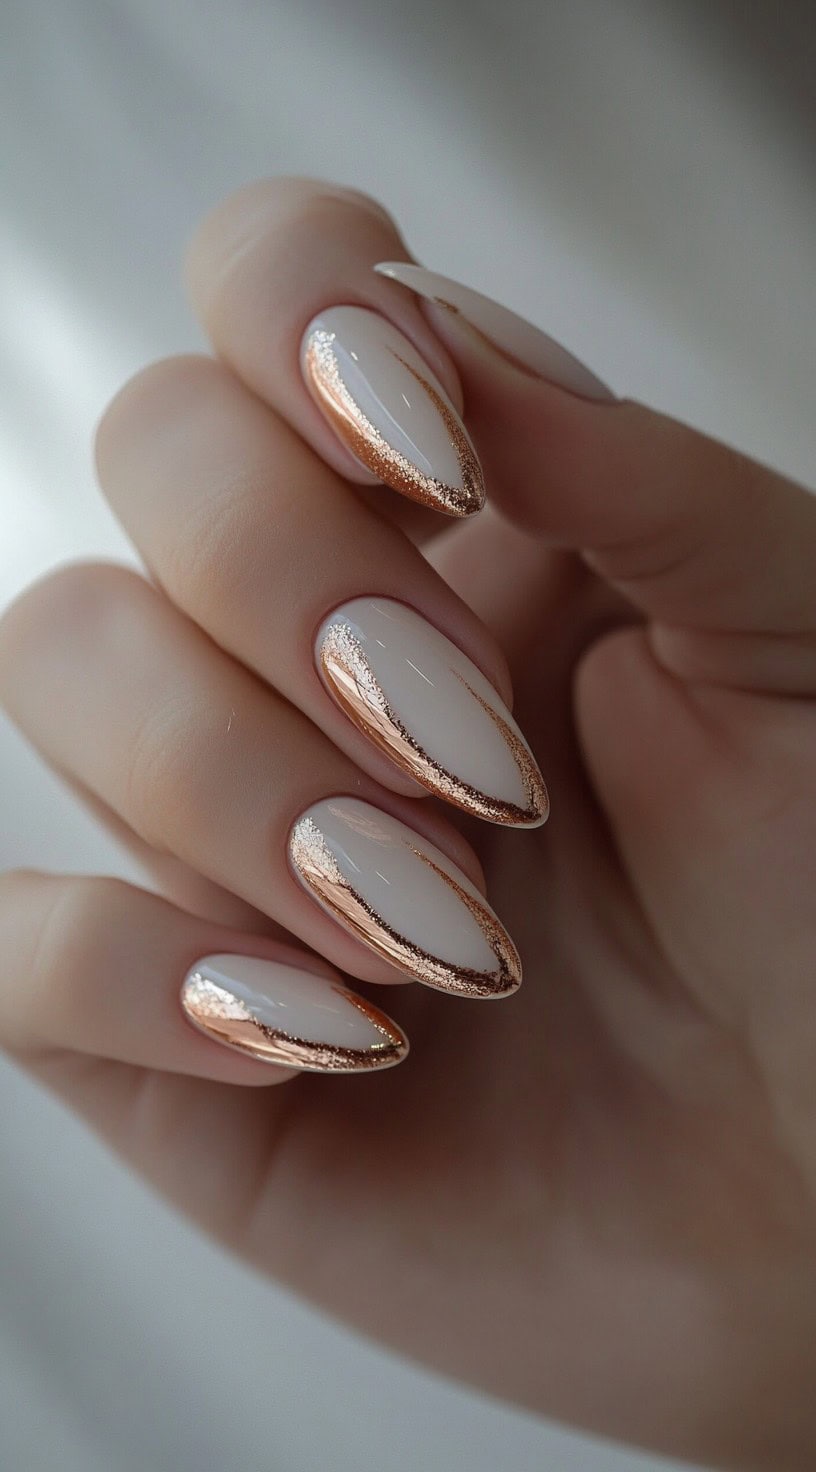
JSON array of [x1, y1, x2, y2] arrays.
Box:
[[374, 263, 614, 402], [316, 597, 548, 826], [181, 954, 408, 1072], [300, 305, 485, 515], [288, 797, 521, 998]]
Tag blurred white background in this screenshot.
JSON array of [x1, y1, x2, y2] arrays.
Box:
[[1, 2, 815, 1467]]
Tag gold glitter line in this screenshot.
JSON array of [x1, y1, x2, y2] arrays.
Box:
[[303, 329, 484, 516], [181, 973, 407, 1072], [455, 674, 550, 825], [319, 621, 547, 826], [288, 816, 521, 998], [407, 846, 522, 994]]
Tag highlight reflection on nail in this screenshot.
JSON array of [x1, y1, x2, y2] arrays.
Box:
[[181, 954, 408, 1072], [317, 598, 548, 826], [288, 797, 522, 998], [300, 305, 485, 515]]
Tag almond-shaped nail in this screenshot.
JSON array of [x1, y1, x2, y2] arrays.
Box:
[[288, 797, 521, 998], [317, 597, 548, 827], [181, 954, 408, 1072], [374, 263, 614, 402], [300, 305, 485, 516]]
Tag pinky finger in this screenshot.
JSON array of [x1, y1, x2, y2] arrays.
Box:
[[0, 871, 409, 1083]]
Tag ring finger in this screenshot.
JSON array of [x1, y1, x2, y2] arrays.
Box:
[[0, 562, 521, 998]]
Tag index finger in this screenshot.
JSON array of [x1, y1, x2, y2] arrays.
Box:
[[185, 177, 484, 519]]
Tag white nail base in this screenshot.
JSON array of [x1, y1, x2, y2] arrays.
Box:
[[181, 954, 408, 1071], [289, 798, 522, 997], [301, 305, 485, 515], [375, 263, 615, 402], [317, 597, 548, 826]]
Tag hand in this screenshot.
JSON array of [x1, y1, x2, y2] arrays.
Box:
[[1, 179, 815, 1471]]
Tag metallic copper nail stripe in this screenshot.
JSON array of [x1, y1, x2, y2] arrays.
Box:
[[303, 329, 484, 516], [288, 815, 521, 997], [181, 972, 407, 1072], [458, 676, 550, 824], [319, 621, 548, 825], [408, 846, 522, 993]]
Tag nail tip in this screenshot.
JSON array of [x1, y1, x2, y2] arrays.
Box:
[[475, 965, 524, 1001], [317, 605, 548, 830], [301, 306, 485, 516], [433, 491, 484, 520], [289, 798, 524, 999], [372, 1035, 411, 1070], [473, 972, 523, 1001], [520, 784, 551, 829], [429, 922, 522, 1000], [417, 477, 484, 518], [507, 810, 549, 831], [432, 972, 522, 1000], [486, 781, 550, 829], [457, 482, 486, 518], [181, 963, 412, 1075], [336, 1036, 410, 1073]]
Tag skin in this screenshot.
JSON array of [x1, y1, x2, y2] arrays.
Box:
[[1, 178, 815, 1470]]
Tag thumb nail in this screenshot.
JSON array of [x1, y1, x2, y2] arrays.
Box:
[[374, 262, 615, 403]]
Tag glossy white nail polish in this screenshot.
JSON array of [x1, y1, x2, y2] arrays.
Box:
[[288, 797, 522, 998], [181, 954, 408, 1072], [374, 263, 614, 402], [300, 305, 485, 515], [316, 597, 548, 826]]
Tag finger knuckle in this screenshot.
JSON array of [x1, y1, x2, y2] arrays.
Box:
[[194, 174, 393, 249], [21, 875, 132, 1037], [0, 561, 136, 688], [124, 687, 215, 853], [187, 177, 400, 328], [95, 355, 221, 485], [164, 467, 267, 630]]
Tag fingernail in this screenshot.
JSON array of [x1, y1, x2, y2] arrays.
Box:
[[300, 305, 485, 516], [374, 263, 614, 403], [181, 954, 408, 1072], [316, 597, 548, 827], [288, 797, 521, 998]]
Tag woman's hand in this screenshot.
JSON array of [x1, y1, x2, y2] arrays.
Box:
[[1, 179, 815, 1471]]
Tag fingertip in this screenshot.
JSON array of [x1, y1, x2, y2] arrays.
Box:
[[183, 177, 466, 436]]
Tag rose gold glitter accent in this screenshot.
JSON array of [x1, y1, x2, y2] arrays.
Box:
[[408, 846, 522, 995], [319, 621, 548, 826], [181, 972, 407, 1072], [303, 328, 484, 516], [288, 815, 521, 998]]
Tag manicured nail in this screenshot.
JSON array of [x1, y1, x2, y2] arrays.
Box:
[[316, 597, 548, 827], [374, 263, 614, 402], [300, 305, 485, 516], [288, 797, 521, 998], [181, 954, 408, 1072]]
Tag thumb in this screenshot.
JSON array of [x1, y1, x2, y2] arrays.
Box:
[[376, 264, 816, 693]]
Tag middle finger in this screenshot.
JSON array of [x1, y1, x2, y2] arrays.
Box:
[[0, 562, 521, 999], [96, 353, 548, 829]]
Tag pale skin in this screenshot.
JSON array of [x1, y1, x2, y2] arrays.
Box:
[[1, 178, 815, 1470]]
